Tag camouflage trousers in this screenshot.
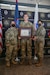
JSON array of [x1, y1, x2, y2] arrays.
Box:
[[21, 39, 32, 59], [5, 44, 18, 61], [34, 41, 44, 59]]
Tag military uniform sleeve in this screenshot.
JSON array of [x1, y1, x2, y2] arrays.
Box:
[[20, 21, 24, 27], [5, 30, 10, 45], [15, 28, 18, 37], [30, 22, 35, 37], [37, 28, 46, 41]]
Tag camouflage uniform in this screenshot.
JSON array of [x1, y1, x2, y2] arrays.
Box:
[[5, 27, 18, 64], [20, 21, 34, 64], [34, 25, 46, 62]]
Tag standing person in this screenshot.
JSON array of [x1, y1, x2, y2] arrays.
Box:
[[5, 21, 18, 67], [19, 13, 34, 65], [33, 20, 46, 67]]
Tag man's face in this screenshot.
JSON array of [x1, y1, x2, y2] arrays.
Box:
[[38, 21, 42, 26], [24, 14, 29, 21]]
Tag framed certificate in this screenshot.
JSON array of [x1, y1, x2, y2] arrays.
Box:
[[19, 27, 32, 38]]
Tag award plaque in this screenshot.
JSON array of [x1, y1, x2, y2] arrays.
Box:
[[19, 27, 32, 38]]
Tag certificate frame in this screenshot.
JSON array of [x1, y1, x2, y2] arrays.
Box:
[[19, 27, 32, 38]]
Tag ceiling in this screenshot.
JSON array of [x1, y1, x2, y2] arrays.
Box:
[[1, 0, 50, 5]]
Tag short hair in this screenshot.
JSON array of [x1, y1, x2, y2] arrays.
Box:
[[24, 13, 29, 16], [38, 20, 43, 23]]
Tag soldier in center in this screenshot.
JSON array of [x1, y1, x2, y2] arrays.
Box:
[[19, 13, 34, 65]]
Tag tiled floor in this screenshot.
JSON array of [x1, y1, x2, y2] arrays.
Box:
[[0, 56, 50, 75]]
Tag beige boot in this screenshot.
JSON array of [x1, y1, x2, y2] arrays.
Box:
[[20, 59, 25, 65], [6, 61, 10, 67], [35, 57, 43, 67], [11, 60, 18, 65]]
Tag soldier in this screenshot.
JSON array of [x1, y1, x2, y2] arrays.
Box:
[[19, 13, 34, 65], [33, 20, 46, 67], [5, 21, 18, 67]]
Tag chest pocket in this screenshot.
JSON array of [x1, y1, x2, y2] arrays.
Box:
[[9, 31, 16, 45], [36, 27, 43, 36]]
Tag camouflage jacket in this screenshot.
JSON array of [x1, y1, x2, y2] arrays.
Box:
[[5, 27, 18, 45], [20, 21, 35, 36], [35, 25, 46, 42]]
